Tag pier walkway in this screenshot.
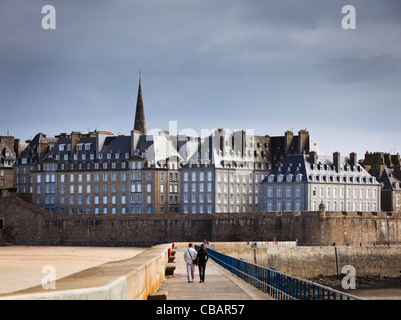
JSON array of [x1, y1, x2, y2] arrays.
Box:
[[157, 248, 274, 300]]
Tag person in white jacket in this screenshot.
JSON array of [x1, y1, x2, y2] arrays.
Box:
[[183, 243, 197, 283]]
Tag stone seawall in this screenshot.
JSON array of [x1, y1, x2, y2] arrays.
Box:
[[217, 246, 401, 279], [2, 196, 401, 246]]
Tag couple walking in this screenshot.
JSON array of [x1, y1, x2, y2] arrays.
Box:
[[183, 243, 208, 283]]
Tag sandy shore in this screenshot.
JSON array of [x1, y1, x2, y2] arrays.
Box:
[[0, 246, 145, 294]]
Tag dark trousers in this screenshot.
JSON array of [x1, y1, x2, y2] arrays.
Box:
[[198, 261, 207, 282]]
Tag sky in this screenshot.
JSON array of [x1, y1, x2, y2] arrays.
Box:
[[1, 0, 400, 159]]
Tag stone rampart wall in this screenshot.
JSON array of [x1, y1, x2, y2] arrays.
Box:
[[2, 196, 401, 246]]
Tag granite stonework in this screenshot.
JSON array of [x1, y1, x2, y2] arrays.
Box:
[[2, 193, 401, 247]]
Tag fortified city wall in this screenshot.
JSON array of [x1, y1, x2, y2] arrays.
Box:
[[1, 192, 401, 247]]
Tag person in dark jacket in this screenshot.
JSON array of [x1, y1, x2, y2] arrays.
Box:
[[196, 244, 209, 283]]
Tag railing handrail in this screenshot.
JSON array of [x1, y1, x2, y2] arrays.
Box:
[[197, 245, 364, 300]]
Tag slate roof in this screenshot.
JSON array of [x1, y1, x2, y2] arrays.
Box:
[[263, 154, 378, 184]]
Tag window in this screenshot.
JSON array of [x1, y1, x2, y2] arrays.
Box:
[[0, 219, 4, 230], [267, 187, 273, 198]]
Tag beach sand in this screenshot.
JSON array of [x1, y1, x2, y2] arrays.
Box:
[[0, 246, 145, 294]]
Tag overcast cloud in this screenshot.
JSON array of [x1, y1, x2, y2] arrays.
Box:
[[1, 0, 400, 157]]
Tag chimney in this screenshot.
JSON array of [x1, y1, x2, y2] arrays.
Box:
[[284, 130, 293, 155], [298, 129, 309, 154], [0, 136, 15, 152], [350, 152, 357, 168], [333, 152, 341, 173], [96, 131, 113, 156], [131, 130, 141, 155], [71, 131, 81, 151], [309, 151, 317, 165]]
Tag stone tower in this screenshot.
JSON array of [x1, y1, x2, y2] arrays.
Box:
[[134, 77, 146, 135]]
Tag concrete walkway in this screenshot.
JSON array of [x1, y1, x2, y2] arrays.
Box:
[[158, 248, 274, 300]]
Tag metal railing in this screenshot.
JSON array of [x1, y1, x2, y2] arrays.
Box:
[[197, 245, 364, 300]]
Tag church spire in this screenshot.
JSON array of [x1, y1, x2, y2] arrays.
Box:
[[134, 74, 146, 135]]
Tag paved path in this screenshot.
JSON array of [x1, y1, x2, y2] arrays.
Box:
[[158, 248, 274, 300]]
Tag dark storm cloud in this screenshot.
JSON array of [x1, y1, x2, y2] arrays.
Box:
[[0, 0, 400, 156]]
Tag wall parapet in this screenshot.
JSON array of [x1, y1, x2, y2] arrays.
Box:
[[0, 243, 171, 300]]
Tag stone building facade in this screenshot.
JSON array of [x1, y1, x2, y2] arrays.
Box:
[[13, 133, 58, 194], [0, 136, 23, 189], [13, 79, 322, 215], [363, 152, 401, 212], [260, 152, 381, 212]]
